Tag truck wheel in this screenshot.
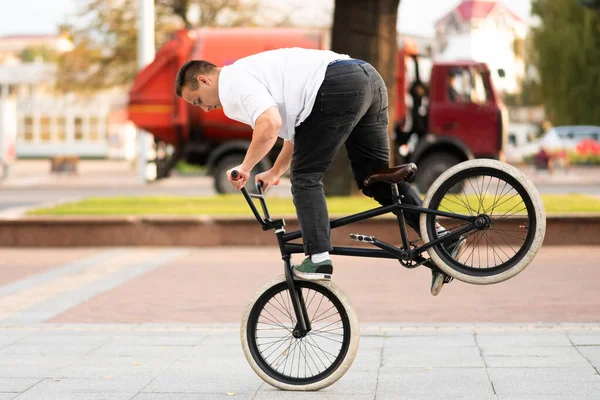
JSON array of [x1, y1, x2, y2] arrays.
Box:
[[153, 140, 169, 179], [415, 153, 462, 194], [0, 162, 8, 181], [213, 154, 270, 194]]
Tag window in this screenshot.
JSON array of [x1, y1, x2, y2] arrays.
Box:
[[447, 67, 488, 104], [23, 116, 34, 142], [89, 116, 99, 141], [56, 117, 66, 141], [75, 117, 83, 141], [471, 70, 488, 104], [40, 116, 52, 142]]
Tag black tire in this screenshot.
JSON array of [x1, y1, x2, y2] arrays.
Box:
[[420, 159, 546, 284], [241, 276, 360, 391], [415, 153, 462, 194], [212, 154, 270, 194]]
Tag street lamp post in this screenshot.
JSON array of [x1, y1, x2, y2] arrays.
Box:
[[137, 0, 155, 183]]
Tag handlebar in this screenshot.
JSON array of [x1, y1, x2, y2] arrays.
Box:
[[230, 169, 284, 231]]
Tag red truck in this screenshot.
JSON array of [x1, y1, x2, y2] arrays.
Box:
[[129, 28, 507, 193]]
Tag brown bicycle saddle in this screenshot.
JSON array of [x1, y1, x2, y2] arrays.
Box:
[[364, 163, 418, 186]]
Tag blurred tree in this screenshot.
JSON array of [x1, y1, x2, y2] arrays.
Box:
[[503, 35, 542, 107], [531, 0, 600, 125], [19, 46, 59, 63], [55, 0, 270, 92], [323, 0, 400, 196], [579, 0, 600, 10]]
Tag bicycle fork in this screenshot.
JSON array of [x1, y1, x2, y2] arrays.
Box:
[[283, 254, 312, 337], [276, 228, 312, 337]]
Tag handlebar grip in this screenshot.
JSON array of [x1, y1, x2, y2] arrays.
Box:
[[231, 170, 239, 180]]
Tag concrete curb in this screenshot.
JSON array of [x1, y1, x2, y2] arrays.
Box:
[[1, 214, 599, 247]]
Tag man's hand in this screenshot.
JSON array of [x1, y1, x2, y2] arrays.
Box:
[[255, 169, 280, 193], [227, 165, 250, 190]]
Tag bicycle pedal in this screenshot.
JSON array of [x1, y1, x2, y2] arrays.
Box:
[[350, 233, 375, 243]]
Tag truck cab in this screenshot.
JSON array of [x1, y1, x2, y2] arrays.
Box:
[[397, 54, 507, 192]]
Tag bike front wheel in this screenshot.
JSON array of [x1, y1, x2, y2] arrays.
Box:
[[241, 275, 360, 391], [420, 159, 546, 285]]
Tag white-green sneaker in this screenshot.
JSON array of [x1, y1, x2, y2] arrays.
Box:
[[292, 258, 333, 281]]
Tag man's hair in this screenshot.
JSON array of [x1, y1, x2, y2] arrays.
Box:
[[175, 60, 217, 97]]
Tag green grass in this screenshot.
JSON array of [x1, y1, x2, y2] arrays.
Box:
[[28, 194, 600, 216], [173, 161, 207, 175]]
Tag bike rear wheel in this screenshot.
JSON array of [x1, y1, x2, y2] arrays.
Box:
[[241, 275, 359, 391], [420, 159, 546, 285]]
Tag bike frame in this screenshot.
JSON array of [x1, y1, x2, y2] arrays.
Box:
[[239, 182, 477, 337]]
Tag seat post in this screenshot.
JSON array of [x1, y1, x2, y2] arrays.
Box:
[[392, 183, 410, 249], [391, 183, 401, 203]]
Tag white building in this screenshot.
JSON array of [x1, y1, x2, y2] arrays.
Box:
[[0, 34, 135, 160], [434, 0, 528, 94]]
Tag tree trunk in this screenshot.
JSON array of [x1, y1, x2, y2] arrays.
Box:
[[324, 0, 400, 196]]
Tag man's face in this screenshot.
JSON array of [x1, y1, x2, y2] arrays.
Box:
[[181, 75, 221, 113]]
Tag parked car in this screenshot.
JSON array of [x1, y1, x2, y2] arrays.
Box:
[[505, 122, 539, 163], [508, 125, 600, 163]]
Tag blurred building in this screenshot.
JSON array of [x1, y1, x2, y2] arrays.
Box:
[[0, 34, 135, 160], [434, 0, 528, 94], [0, 34, 73, 65]]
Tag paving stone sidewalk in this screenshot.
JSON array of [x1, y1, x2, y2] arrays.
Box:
[[1, 323, 599, 400]]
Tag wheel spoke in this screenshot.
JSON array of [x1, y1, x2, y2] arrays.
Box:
[[489, 193, 522, 215], [466, 178, 483, 214], [260, 309, 293, 332], [491, 227, 526, 242], [312, 305, 337, 324], [311, 319, 343, 332], [265, 333, 294, 364], [311, 295, 325, 323], [308, 332, 344, 344], [488, 181, 511, 215], [273, 292, 294, 325], [305, 334, 337, 362], [441, 194, 476, 214]]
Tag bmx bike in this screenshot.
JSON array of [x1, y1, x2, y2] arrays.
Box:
[[232, 159, 546, 391]]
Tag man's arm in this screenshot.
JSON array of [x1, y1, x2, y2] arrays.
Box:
[[241, 106, 282, 171], [272, 140, 294, 177]]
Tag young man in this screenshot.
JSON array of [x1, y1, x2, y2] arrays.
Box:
[[175, 48, 465, 296]]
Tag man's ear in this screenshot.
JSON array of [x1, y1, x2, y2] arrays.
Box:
[[197, 75, 209, 86]]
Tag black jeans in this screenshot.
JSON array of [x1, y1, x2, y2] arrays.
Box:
[[291, 60, 423, 255]]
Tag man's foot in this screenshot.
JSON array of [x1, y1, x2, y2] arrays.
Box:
[[429, 233, 467, 296], [430, 269, 446, 296], [442, 234, 467, 260], [293, 258, 333, 281]]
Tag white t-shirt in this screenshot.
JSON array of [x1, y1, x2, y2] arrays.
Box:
[[217, 48, 349, 143]]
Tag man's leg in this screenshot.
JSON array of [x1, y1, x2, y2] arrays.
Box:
[[344, 63, 464, 295], [290, 62, 372, 280], [343, 63, 423, 235]]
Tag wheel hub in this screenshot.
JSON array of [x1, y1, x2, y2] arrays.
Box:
[[475, 214, 492, 229], [293, 328, 307, 338]]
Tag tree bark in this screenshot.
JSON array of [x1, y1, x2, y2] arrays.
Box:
[[324, 0, 400, 196]]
